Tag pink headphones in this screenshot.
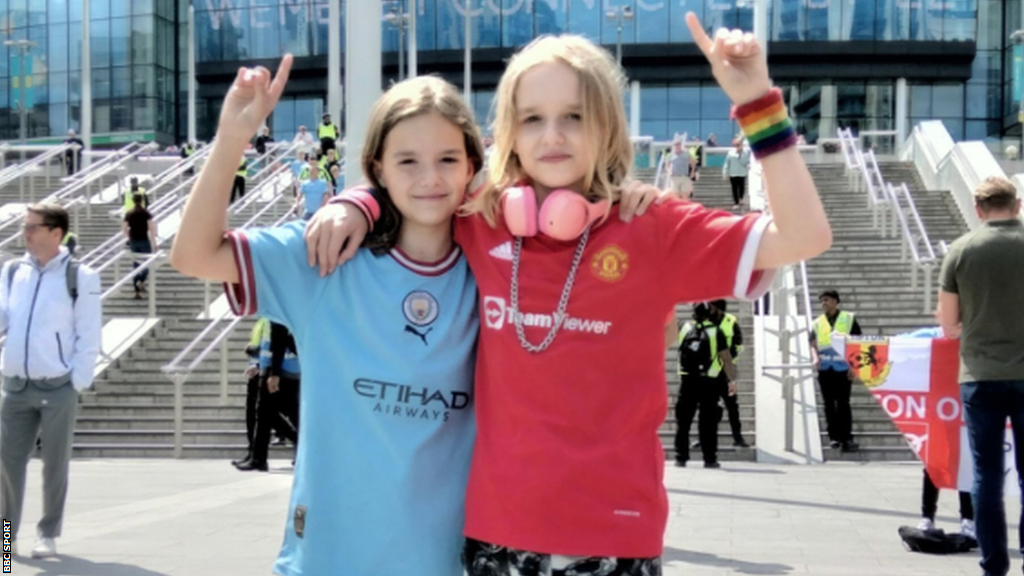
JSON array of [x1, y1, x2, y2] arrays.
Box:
[[502, 186, 609, 241]]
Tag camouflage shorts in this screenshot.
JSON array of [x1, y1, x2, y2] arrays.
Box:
[[463, 538, 661, 576]]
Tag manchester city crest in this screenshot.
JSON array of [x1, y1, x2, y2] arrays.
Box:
[[403, 290, 439, 327]]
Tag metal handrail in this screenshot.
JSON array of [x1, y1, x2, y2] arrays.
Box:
[[159, 189, 300, 459], [84, 154, 297, 309], [0, 143, 153, 244], [653, 148, 670, 190], [0, 144, 71, 190], [61, 142, 142, 184], [164, 196, 296, 378], [885, 182, 938, 313]]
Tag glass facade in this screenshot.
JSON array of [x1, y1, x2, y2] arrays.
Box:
[[0, 0, 179, 143], [0, 0, 1017, 147]]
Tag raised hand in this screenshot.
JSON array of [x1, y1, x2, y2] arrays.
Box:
[[219, 54, 294, 145], [686, 12, 771, 106]]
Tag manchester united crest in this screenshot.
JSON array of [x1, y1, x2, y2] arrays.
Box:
[[590, 245, 629, 283], [845, 337, 893, 388]]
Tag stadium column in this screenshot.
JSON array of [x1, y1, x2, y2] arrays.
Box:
[[630, 81, 640, 138], [188, 4, 197, 144], [328, 0, 343, 134], [345, 0, 382, 185], [895, 78, 908, 147], [819, 85, 837, 143], [409, 0, 418, 77], [82, 0, 92, 165]]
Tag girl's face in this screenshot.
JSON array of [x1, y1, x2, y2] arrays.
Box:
[[376, 112, 473, 230], [512, 62, 590, 195]]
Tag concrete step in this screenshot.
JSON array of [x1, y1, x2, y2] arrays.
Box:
[[71, 444, 294, 459], [76, 404, 244, 418]]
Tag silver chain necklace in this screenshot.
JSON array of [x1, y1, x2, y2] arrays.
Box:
[[509, 229, 591, 353]]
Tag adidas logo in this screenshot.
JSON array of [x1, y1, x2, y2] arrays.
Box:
[[488, 241, 513, 261]]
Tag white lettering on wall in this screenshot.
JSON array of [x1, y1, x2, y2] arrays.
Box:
[[202, 0, 682, 31]]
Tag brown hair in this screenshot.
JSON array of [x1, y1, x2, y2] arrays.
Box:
[[360, 76, 484, 253], [464, 35, 632, 226], [974, 176, 1018, 213], [26, 202, 69, 237]]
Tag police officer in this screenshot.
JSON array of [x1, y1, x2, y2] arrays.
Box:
[[674, 303, 733, 469], [236, 321, 300, 472], [123, 177, 148, 212], [181, 141, 196, 176], [318, 113, 339, 157], [708, 300, 748, 447], [809, 289, 862, 452], [232, 318, 293, 469], [231, 156, 248, 204]]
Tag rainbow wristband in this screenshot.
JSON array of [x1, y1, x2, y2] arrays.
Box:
[[731, 87, 797, 160]]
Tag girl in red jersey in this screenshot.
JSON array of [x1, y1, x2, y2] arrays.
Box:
[[305, 13, 831, 576]]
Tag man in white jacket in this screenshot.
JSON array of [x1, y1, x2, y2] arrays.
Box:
[[0, 202, 102, 559]]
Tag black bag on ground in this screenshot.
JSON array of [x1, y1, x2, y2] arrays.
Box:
[[898, 526, 975, 554]]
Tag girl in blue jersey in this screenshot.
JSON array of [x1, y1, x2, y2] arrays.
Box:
[[170, 56, 484, 576]]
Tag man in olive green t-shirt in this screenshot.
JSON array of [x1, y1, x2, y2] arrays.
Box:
[[939, 176, 1024, 576]]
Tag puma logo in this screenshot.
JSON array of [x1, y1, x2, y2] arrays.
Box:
[[404, 325, 433, 346]]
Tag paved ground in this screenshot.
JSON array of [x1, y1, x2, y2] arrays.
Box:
[[5, 459, 1009, 575]]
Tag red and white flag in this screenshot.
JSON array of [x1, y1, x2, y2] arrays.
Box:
[[831, 334, 1018, 493]]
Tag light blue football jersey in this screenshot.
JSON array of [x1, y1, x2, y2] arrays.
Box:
[[226, 222, 479, 576]]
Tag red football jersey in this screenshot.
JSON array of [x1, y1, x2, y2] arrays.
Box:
[[455, 198, 773, 557]]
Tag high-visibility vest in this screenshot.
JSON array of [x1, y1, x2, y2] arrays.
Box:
[[678, 320, 721, 378], [719, 313, 743, 362], [815, 311, 855, 371], [299, 165, 329, 182], [182, 145, 194, 157], [249, 318, 269, 349], [61, 231, 78, 255], [124, 187, 147, 210], [318, 123, 338, 140], [236, 159, 247, 178]]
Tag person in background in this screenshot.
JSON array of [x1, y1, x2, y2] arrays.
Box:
[[318, 113, 340, 156], [123, 177, 148, 212], [231, 156, 248, 204], [939, 176, 1024, 576], [62, 130, 84, 176], [0, 203, 102, 558], [810, 289, 862, 453], [670, 139, 693, 200], [722, 137, 751, 210], [255, 126, 275, 156], [123, 194, 158, 300]]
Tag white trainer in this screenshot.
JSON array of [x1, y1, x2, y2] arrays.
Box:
[[916, 517, 935, 531], [30, 537, 57, 559], [960, 518, 977, 540]]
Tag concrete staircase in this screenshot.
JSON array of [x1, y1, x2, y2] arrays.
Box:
[[68, 167, 297, 458], [660, 174, 758, 462], [804, 161, 968, 461]]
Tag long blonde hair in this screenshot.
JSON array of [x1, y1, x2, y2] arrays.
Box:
[[360, 76, 484, 253], [464, 35, 633, 226]]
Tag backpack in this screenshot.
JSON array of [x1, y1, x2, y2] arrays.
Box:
[[897, 526, 975, 554], [679, 322, 713, 376], [6, 259, 80, 305]]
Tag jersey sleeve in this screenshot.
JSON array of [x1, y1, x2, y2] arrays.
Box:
[[222, 221, 328, 332], [656, 201, 776, 303]]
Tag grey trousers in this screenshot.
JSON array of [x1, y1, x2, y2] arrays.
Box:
[[0, 380, 78, 540]]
